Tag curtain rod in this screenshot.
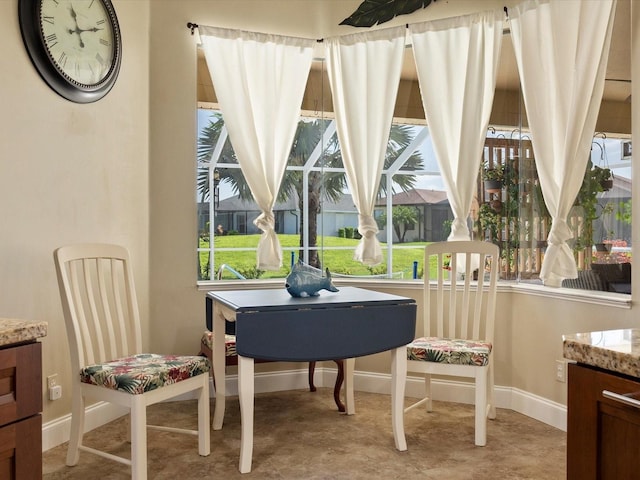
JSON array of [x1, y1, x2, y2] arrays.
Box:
[[187, 8, 510, 38], [187, 22, 324, 42], [187, 22, 198, 35]]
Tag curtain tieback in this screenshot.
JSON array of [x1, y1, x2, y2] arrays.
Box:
[[547, 219, 572, 246], [358, 214, 379, 238], [254, 211, 275, 232], [448, 218, 470, 241]]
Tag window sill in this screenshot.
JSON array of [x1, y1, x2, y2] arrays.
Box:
[[198, 277, 632, 308]]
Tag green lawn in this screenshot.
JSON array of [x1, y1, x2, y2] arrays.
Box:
[[199, 234, 430, 280]]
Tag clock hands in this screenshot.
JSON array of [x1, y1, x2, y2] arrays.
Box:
[[67, 3, 103, 49]]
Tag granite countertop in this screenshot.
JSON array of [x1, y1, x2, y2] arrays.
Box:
[[0, 318, 48, 347], [563, 328, 640, 378]]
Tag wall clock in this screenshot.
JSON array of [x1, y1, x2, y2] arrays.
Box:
[[19, 0, 122, 103]]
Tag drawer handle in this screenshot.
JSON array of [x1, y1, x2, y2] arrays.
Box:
[[602, 389, 640, 409]]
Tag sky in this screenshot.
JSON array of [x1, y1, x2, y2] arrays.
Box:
[[197, 109, 631, 201]]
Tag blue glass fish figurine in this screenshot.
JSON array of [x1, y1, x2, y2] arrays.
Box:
[[285, 261, 339, 297]]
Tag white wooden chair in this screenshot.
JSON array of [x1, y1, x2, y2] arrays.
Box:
[[405, 240, 499, 446], [54, 243, 210, 480]]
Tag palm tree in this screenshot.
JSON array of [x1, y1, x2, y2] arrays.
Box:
[[197, 112, 425, 268], [278, 119, 345, 267], [196, 113, 247, 201]]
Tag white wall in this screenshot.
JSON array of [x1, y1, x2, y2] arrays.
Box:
[[0, 0, 150, 422]]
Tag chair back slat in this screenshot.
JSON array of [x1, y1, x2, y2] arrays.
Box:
[[448, 252, 458, 336], [82, 258, 107, 364], [423, 241, 500, 343], [54, 244, 143, 373], [68, 261, 94, 367], [96, 258, 119, 361]]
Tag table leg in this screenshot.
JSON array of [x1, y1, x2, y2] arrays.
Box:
[[212, 305, 226, 430], [345, 358, 356, 415], [333, 360, 345, 412], [238, 355, 254, 474], [391, 346, 407, 451]]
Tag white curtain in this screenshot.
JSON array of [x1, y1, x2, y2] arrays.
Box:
[[199, 26, 314, 270], [509, 0, 616, 286], [325, 27, 405, 266], [410, 11, 503, 241]]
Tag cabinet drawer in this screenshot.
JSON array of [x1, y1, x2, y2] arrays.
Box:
[[0, 414, 42, 480], [567, 363, 640, 480], [0, 343, 42, 426]]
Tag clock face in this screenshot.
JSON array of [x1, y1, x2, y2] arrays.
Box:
[[39, 0, 116, 87], [18, 0, 122, 103]]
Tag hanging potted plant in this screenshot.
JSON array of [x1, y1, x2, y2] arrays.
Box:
[[483, 162, 505, 193], [599, 168, 613, 191], [591, 140, 613, 191]]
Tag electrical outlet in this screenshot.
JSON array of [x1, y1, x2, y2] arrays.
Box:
[[47, 374, 62, 400], [555, 360, 566, 383], [49, 385, 62, 401], [47, 374, 58, 389]]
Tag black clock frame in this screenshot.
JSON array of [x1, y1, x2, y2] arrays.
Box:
[[18, 0, 122, 104]]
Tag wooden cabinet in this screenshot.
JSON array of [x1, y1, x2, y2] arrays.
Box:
[[567, 362, 640, 480], [0, 342, 42, 480]]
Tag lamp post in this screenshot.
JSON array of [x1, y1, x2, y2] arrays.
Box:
[[213, 168, 220, 209]]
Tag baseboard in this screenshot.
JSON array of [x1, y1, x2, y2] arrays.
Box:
[[42, 401, 128, 452], [398, 372, 566, 431], [42, 367, 321, 452], [42, 366, 566, 452]]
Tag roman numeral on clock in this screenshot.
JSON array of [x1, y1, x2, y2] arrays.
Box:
[[45, 33, 57, 47]]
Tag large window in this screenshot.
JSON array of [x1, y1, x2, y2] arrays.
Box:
[[196, 6, 631, 291], [196, 104, 444, 281]]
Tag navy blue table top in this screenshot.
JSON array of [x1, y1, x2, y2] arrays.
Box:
[[207, 286, 415, 312]]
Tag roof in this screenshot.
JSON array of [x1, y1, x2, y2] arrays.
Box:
[[216, 188, 450, 212], [217, 191, 357, 213], [377, 188, 449, 206]]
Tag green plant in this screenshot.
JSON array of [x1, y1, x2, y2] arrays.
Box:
[[340, 0, 435, 27], [366, 265, 387, 276], [482, 162, 505, 181], [574, 161, 611, 250], [377, 205, 420, 243], [442, 219, 452, 239], [477, 203, 501, 240], [235, 266, 264, 279], [617, 199, 632, 225]]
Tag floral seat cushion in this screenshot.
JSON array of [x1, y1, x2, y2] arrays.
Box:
[[201, 330, 237, 357], [81, 353, 210, 395], [407, 337, 492, 366]]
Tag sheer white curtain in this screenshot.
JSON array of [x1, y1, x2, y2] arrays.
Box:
[[410, 11, 503, 241], [509, 0, 616, 286], [199, 26, 314, 270], [325, 27, 405, 266]]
